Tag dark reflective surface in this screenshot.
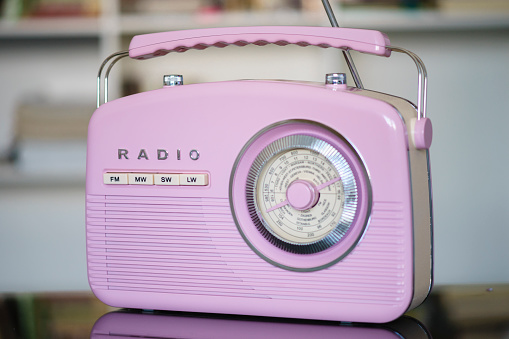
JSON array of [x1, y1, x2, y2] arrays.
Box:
[[1, 285, 508, 339], [91, 311, 430, 339]]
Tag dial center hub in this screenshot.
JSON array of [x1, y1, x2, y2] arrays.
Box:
[[286, 179, 319, 211]]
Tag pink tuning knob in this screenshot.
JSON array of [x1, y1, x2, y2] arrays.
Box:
[[286, 180, 319, 211], [414, 118, 433, 150]]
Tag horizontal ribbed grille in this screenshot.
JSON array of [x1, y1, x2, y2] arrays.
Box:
[[87, 195, 407, 305]]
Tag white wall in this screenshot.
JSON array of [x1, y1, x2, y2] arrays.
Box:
[[0, 187, 89, 291], [1, 28, 508, 292]]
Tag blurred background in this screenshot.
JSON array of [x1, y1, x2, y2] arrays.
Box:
[[0, 0, 508, 293]]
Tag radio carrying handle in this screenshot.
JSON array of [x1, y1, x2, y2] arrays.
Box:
[[127, 27, 391, 59], [97, 26, 427, 120]]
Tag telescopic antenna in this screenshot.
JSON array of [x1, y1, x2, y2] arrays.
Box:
[[321, 0, 364, 89]]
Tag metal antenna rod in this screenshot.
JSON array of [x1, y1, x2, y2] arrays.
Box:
[[321, 0, 364, 89]]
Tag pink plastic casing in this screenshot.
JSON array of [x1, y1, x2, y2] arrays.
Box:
[[86, 80, 414, 323], [128, 26, 391, 59]]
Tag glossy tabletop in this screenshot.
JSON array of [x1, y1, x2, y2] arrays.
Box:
[[0, 284, 508, 339]]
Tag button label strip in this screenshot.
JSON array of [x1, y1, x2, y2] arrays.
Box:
[[103, 173, 208, 186]]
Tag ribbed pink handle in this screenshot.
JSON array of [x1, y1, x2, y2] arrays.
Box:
[[129, 26, 391, 60]]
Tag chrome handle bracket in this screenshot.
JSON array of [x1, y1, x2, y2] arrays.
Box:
[[96, 50, 129, 108], [387, 46, 428, 119]]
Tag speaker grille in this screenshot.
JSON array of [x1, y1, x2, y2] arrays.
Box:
[[87, 195, 407, 304]]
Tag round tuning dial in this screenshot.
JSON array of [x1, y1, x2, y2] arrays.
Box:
[[247, 133, 361, 254], [231, 121, 370, 270]]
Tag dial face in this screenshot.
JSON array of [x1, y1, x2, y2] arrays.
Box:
[[256, 148, 345, 245], [247, 134, 359, 254]]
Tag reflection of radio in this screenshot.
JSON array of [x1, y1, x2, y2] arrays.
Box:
[[91, 311, 432, 339], [86, 25, 433, 323]]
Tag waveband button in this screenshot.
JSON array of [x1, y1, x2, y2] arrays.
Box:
[[154, 173, 180, 186], [179, 174, 208, 186], [128, 173, 154, 185], [104, 173, 128, 185]]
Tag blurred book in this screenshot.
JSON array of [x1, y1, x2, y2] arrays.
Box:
[[2, 0, 26, 19], [2, 0, 99, 19], [340, 0, 400, 6], [13, 102, 93, 174], [0, 293, 114, 339], [120, 0, 302, 13], [16, 102, 91, 140], [438, 0, 509, 11], [29, 0, 99, 17], [339, 0, 436, 8], [301, 0, 327, 12], [121, 0, 202, 14], [252, 0, 301, 10]]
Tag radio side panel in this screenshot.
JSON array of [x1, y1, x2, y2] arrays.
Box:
[[86, 80, 420, 322], [353, 89, 433, 309]]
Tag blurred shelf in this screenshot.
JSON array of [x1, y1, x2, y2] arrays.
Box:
[[119, 10, 326, 33], [0, 17, 100, 39], [1, 9, 508, 40], [119, 9, 509, 34], [339, 8, 509, 31]]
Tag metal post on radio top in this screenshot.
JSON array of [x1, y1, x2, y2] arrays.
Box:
[[321, 0, 364, 90]]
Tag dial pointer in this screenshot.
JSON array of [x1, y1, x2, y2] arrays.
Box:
[[266, 200, 289, 213], [316, 177, 341, 191]]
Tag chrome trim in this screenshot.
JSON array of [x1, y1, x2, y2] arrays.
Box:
[[326, 73, 347, 85], [426, 149, 435, 298], [189, 149, 200, 161], [387, 46, 428, 119], [96, 50, 129, 108], [163, 74, 184, 87], [407, 149, 417, 313], [406, 148, 434, 311]]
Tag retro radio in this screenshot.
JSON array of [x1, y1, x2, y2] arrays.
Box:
[[86, 20, 433, 323]]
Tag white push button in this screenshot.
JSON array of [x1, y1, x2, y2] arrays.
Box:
[[128, 173, 154, 185], [104, 173, 128, 185], [154, 173, 180, 186], [179, 173, 208, 186]]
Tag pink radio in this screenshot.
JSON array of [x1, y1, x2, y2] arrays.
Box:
[[86, 25, 433, 323]]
